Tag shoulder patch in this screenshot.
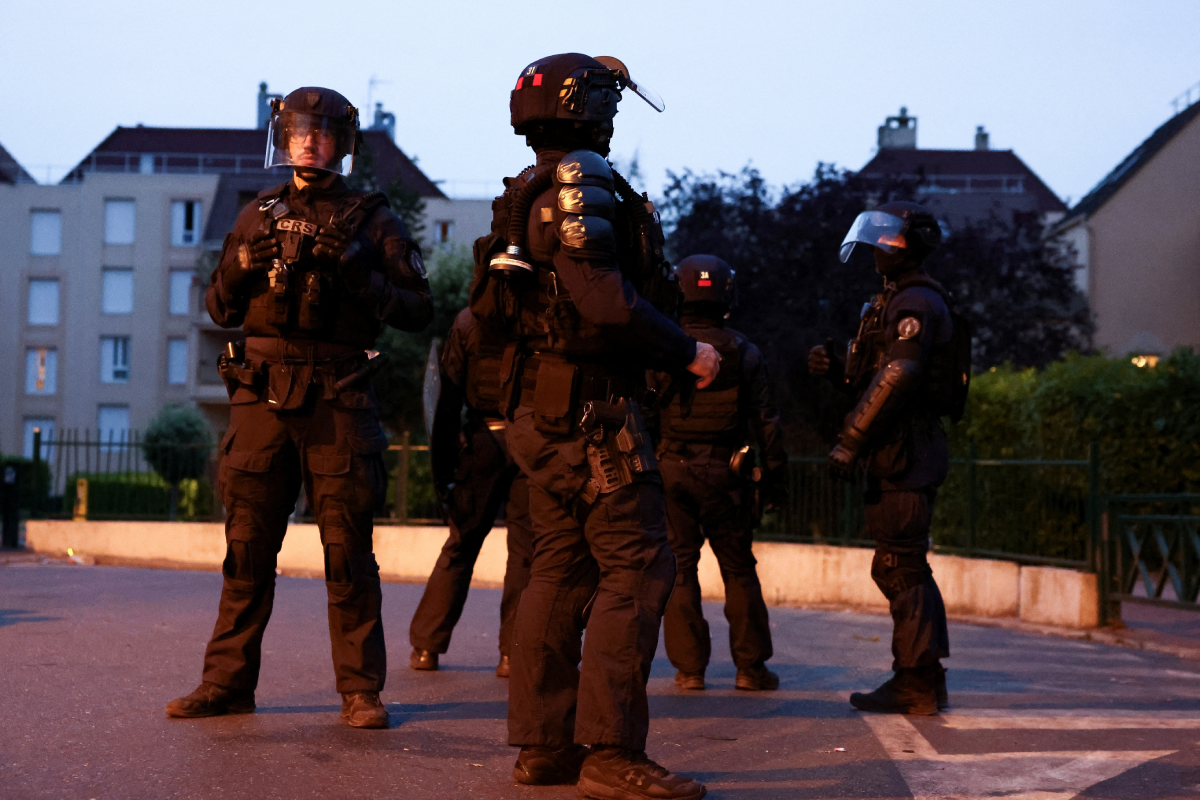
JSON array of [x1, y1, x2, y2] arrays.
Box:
[[897, 316, 921, 340]]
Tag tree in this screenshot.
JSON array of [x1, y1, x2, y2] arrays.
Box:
[[142, 404, 212, 520], [661, 165, 1092, 452]]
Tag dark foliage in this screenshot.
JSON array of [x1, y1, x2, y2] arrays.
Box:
[[661, 165, 1092, 452], [142, 404, 212, 486]]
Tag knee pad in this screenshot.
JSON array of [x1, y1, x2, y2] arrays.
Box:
[[222, 540, 255, 583], [871, 550, 933, 602], [324, 543, 354, 584]]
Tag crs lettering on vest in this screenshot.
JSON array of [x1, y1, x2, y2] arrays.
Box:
[[275, 218, 318, 263]]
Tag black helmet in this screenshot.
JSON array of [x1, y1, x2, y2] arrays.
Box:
[[675, 254, 736, 308], [510, 53, 621, 135], [839, 200, 941, 263], [265, 86, 360, 176]]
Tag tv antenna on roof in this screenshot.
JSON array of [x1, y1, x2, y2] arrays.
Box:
[[366, 75, 391, 120]]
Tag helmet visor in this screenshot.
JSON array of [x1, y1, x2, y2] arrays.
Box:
[[265, 111, 355, 176], [839, 210, 906, 263], [594, 56, 665, 112]]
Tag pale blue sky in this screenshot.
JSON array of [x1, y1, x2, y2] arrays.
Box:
[[2, 0, 1197, 204]]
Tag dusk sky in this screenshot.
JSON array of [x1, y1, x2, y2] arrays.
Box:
[[2, 1, 1197, 205]]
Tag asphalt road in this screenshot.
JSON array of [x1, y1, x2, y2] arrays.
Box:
[[2, 561, 1200, 800]]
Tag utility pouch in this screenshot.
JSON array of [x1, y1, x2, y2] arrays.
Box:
[[532, 360, 578, 435], [216, 341, 262, 399], [267, 260, 290, 327], [298, 271, 324, 332], [266, 362, 314, 412]]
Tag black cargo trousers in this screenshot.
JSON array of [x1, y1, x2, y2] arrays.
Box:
[[658, 442, 772, 674], [865, 486, 949, 670], [201, 341, 388, 695], [505, 403, 676, 750], [409, 422, 533, 658]]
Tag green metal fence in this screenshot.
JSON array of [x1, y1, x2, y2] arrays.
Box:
[[1098, 494, 1200, 624], [766, 445, 1100, 570]]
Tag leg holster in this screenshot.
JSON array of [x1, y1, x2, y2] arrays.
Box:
[[578, 400, 660, 506], [871, 550, 933, 602]]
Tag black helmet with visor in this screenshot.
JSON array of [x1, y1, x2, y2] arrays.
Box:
[[510, 53, 664, 136], [839, 200, 941, 263], [265, 86, 360, 176]]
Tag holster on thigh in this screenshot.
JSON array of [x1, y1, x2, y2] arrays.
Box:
[[871, 550, 933, 602]]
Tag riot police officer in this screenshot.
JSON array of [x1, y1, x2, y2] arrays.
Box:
[[408, 307, 533, 677], [654, 255, 788, 693], [470, 54, 716, 799], [809, 201, 964, 715], [166, 86, 433, 728]]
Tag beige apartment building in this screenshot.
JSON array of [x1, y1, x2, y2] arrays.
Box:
[[1054, 99, 1200, 356], [0, 94, 491, 458]]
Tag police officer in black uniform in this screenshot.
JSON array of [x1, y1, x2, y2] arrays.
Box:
[[654, 255, 788, 693], [470, 54, 717, 799], [408, 307, 533, 677], [809, 201, 962, 715], [166, 86, 433, 728]]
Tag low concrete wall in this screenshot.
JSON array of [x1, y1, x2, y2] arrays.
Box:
[[24, 520, 1098, 628]]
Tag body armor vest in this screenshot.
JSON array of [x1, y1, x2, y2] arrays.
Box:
[[241, 186, 388, 347], [660, 323, 743, 444], [844, 273, 967, 420]]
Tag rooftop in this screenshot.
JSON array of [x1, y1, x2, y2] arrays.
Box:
[[1059, 99, 1200, 227], [60, 126, 445, 198], [0, 141, 35, 184]]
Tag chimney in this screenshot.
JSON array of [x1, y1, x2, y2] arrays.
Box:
[[878, 107, 917, 149], [975, 125, 989, 151], [369, 102, 396, 142], [257, 82, 282, 130]]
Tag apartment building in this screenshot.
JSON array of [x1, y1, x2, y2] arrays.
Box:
[[0, 89, 491, 456]]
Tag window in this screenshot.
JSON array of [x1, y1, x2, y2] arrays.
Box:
[[170, 201, 202, 246], [27, 279, 60, 325], [434, 220, 454, 244], [25, 348, 58, 395], [102, 269, 134, 314], [104, 199, 136, 244], [100, 336, 130, 383], [139, 154, 155, 175], [30, 210, 62, 255], [97, 405, 130, 444], [23, 418, 56, 459], [167, 338, 188, 385], [169, 271, 192, 315]]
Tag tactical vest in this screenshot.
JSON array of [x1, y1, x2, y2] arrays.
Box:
[[660, 323, 744, 444], [844, 273, 970, 421], [241, 185, 389, 347]]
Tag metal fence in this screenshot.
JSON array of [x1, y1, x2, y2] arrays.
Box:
[[766, 445, 1100, 570], [1097, 494, 1200, 624]]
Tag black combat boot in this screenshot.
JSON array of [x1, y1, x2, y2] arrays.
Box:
[[496, 654, 511, 678], [340, 691, 389, 728], [934, 662, 948, 711], [849, 667, 938, 715], [577, 747, 706, 800], [735, 662, 779, 691], [410, 648, 438, 671], [512, 744, 589, 785], [674, 670, 705, 691], [165, 682, 255, 718]]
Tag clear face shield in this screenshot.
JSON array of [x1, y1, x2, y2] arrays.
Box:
[[265, 111, 356, 176], [838, 210, 907, 263], [594, 56, 665, 112]]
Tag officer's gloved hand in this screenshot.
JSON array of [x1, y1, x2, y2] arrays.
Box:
[[227, 230, 278, 294], [828, 440, 859, 481], [808, 340, 844, 382], [687, 342, 722, 389], [313, 225, 350, 266]]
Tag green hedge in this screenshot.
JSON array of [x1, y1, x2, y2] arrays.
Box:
[[0, 456, 52, 511], [61, 473, 215, 520], [948, 350, 1200, 493]]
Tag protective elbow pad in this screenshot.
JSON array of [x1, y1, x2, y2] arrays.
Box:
[[842, 358, 920, 448], [556, 150, 617, 258]]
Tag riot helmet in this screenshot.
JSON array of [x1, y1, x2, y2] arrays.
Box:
[[675, 254, 736, 310], [510, 53, 664, 149], [265, 87, 360, 176], [839, 201, 941, 263]]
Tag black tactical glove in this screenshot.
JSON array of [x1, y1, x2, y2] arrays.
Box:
[[808, 338, 844, 383], [829, 438, 860, 482], [227, 229, 278, 294], [312, 226, 350, 266], [337, 241, 374, 295]]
